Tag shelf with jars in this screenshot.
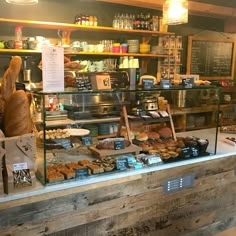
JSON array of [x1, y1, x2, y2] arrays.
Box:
[[0, 18, 179, 77], [156, 36, 183, 80]]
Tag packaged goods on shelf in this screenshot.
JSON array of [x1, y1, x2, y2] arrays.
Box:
[[1, 133, 36, 194]]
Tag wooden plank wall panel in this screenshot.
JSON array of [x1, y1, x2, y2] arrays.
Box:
[[0, 155, 236, 236]]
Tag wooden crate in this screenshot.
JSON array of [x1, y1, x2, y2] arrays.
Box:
[[1, 133, 36, 194]]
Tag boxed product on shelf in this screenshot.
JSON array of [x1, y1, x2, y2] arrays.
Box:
[[90, 73, 111, 90], [1, 134, 36, 194]]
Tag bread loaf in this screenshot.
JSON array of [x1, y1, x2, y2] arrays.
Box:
[[4, 90, 32, 137], [1, 56, 22, 102], [0, 96, 5, 114], [0, 96, 5, 131]]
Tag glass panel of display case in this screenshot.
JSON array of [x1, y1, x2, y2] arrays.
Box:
[[31, 86, 220, 185]]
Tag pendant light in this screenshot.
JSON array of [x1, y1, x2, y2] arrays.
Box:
[[6, 0, 38, 5], [163, 0, 188, 25]]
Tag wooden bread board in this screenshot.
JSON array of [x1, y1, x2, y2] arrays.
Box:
[[89, 143, 142, 159]]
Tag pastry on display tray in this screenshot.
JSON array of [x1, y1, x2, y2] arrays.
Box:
[[220, 125, 236, 133], [224, 137, 236, 146]]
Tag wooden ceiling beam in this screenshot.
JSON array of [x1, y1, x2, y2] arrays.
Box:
[[96, 0, 236, 19]]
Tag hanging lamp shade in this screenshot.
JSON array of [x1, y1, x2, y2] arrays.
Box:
[[6, 0, 38, 5], [163, 0, 188, 25]]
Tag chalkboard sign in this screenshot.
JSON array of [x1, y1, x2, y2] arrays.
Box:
[[187, 36, 235, 80]]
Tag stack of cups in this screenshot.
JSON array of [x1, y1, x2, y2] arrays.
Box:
[[127, 39, 139, 53], [129, 57, 139, 68], [119, 56, 129, 69], [112, 43, 120, 53], [121, 43, 128, 53]]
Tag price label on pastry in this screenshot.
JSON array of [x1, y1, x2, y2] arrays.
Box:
[[182, 78, 194, 88], [116, 158, 128, 170], [142, 78, 154, 89], [75, 168, 89, 178], [160, 79, 171, 89], [82, 136, 93, 146], [114, 140, 125, 150], [13, 162, 28, 171]]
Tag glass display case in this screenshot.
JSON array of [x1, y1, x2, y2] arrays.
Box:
[[31, 86, 220, 185]]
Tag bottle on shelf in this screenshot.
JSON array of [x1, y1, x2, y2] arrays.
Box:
[[15, 26, 23, 49]]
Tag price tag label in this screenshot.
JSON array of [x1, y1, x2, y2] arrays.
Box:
[[13, 162, 28, 171], [75, 168, 89, 178], [182, 78, 194, 88], [180, 147, 192, 158], [190, 147, 199, 157], [116, 158, 128, 170], [160, 79, 171, 89], [142, 79, 154, 89], [114, 140, 125, 150], [82, 136, 93, 146]]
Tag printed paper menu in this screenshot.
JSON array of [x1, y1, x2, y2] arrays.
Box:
[[42, 46, 64, 92]]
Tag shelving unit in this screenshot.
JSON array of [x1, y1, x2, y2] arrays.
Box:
[[0, 18, 176, 76]]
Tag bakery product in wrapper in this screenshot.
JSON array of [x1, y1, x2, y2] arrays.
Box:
[[4, 90, 32, 137]]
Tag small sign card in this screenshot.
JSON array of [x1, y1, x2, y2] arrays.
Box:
[[114, 140, 125, 150], [182, 78, 194, 88], [42, 46, 64, 92], [142, 78, 154, 89], [160, 79, 171, 89], [13, 162, 28, 171], [75, 168, 89, 178], [116, 158, 128, 170], [82, 136, 93, 146]]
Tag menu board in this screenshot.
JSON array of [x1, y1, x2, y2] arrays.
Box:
[[187, 36, 235, 80]]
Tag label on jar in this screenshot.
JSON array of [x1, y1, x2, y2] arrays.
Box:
[[15, 40, 22, 49]]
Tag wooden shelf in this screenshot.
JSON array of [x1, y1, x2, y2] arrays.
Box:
[[171, 105, 219, 115], [0, 18, 174, 36], [0, 49, 41, 54], [41, 117, 121, 127], [0, 49, 170, 58], [65, 52, 170, 58]]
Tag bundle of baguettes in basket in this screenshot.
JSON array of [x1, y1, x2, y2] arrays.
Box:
[[0, 56, 32, 137]]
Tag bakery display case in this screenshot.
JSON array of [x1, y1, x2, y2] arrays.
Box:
[[31, 86, 220, 185]]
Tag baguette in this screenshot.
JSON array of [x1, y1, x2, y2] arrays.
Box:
[[1, 56, 22, 102], [4, 90, 32, 137]]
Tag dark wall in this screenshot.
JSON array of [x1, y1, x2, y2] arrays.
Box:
[[0, 0, 233, 81]]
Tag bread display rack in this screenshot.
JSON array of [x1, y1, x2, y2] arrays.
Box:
[[89, 106, 142, 159]]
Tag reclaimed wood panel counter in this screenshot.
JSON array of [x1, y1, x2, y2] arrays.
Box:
[[0, 151, 236, 236]]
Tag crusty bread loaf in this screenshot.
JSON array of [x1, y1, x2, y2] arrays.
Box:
[[0, 96, 5, 114], [0, 96, 5, 131], [4, 90, 32, 137], [96, 138, 131, 150], [1, 56, 22, 102]]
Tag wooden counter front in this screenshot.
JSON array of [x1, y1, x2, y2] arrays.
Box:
[[0, 153, 236, 236]]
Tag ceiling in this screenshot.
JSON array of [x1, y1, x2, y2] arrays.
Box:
[[193, 0, 236, 8], [97, 0, 236, 19]]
